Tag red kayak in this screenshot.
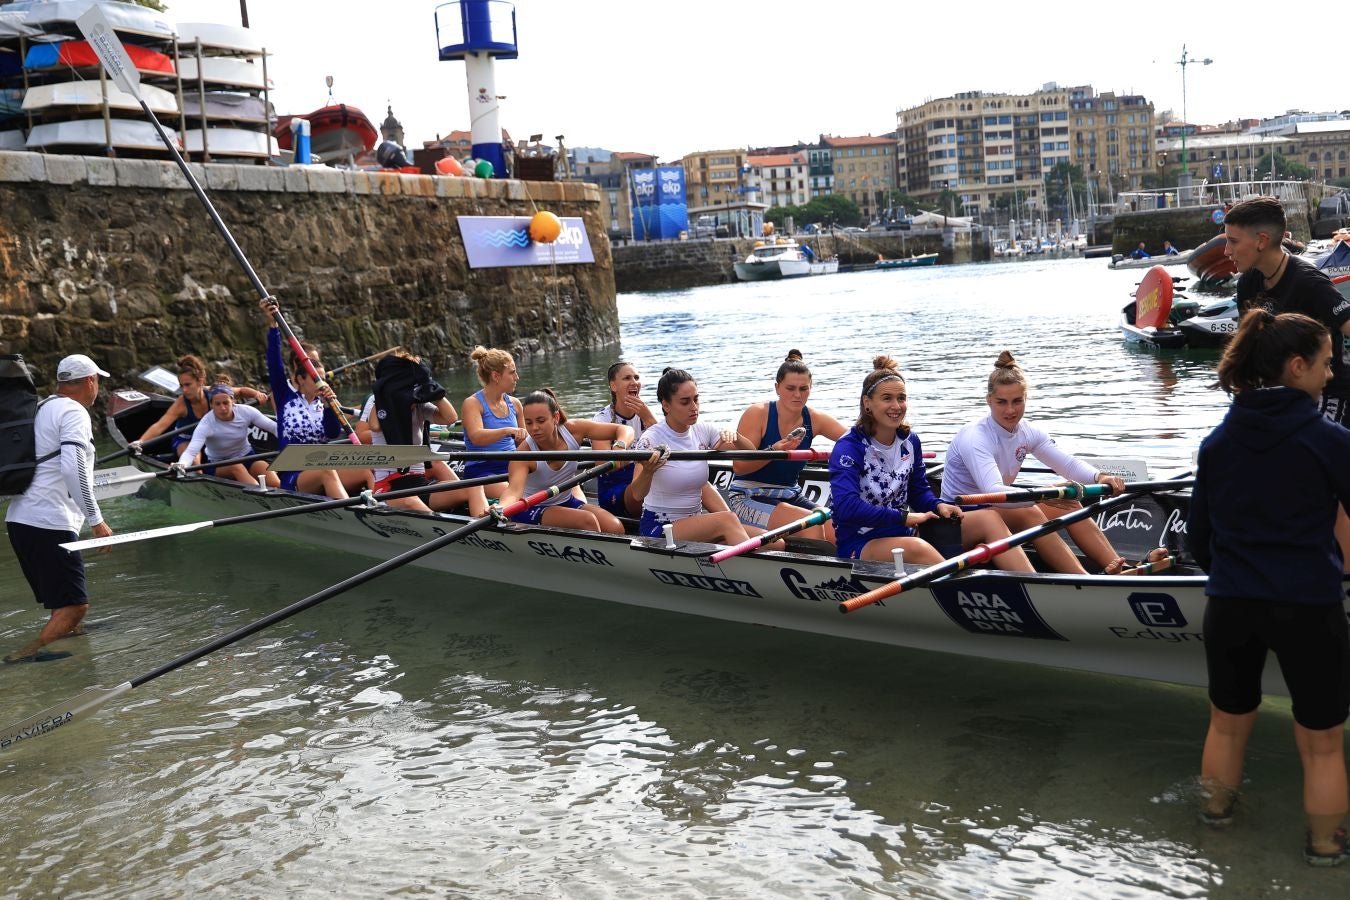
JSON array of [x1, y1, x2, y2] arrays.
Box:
[[274, 103, 378, 161], [1186, 233, 1235, 282]]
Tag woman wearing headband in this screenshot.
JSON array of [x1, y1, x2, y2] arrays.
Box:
[[172, 384, 279, 487]]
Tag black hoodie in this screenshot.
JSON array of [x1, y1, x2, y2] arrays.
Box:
[[1188, 385, 1350, 603]]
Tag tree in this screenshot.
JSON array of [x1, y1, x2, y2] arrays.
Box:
[[1254, 151, 1313, 182], [1043, 162, 1087, 220]]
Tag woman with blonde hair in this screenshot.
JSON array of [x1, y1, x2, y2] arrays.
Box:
[[460, 345, 526, 507], [941, 350, 1132, 574]]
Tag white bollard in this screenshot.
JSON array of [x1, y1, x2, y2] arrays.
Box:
[[663, 523, 676, 549], [892, 546, 905, 576]]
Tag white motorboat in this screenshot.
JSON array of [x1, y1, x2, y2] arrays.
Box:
[[733, 238, 838, 281]]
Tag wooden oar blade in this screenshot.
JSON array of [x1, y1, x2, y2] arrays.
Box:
[[1, 682, 131, 751], [92, 467, 158, 500], [62, 520, 215, 552], [269, 443, 444, 471]]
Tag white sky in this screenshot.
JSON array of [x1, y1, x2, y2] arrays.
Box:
[[169, 1, 1341, 162]]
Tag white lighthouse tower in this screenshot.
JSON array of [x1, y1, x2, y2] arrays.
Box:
[[435, 1, 518, 178]]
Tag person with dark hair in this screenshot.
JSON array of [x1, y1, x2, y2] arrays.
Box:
[[131, 353, 209, 458], [629, 368, 759, 544], [1188, 309, 1350, 865], [827, 355, 959, 563], [1131, 242, 1151, 260], [5, 354, 114, 663], [591, 361, 656, 516], [497, 388, 631, 533], [941, 350, 1135, 574], [361, 351, 480, 514], [172, 384, 278, 487], [260, 299, 366, 498], [727, 349, 847, 541]]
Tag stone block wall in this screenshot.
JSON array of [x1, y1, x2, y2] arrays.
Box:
[[0, 152, 618, 391]]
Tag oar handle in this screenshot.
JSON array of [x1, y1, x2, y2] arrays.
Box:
[[954, 478, 1194, 506], [839, 543, 997, 613], [326, 346, 402, 379], [708, 507, 831, 563]]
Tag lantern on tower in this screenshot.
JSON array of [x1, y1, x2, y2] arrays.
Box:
[[435, 1, 518, 179]]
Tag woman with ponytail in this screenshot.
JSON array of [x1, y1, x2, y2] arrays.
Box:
[[134, 354, 210, 458], [941, 350, 1132, 574], [1188, 309, 1350, 863], [728, 349, 847, 542], [828, 355, 977, 564]]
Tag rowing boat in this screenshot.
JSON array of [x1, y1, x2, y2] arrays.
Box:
[[98, 388, 1322, 697]]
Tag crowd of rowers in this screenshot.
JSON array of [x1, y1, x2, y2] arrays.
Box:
[[124, 299, 1157, 573]]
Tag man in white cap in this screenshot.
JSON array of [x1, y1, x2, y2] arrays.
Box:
[[4, 353, 115, 663]]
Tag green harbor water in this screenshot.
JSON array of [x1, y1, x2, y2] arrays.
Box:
[[2, 257, 1344, 897]]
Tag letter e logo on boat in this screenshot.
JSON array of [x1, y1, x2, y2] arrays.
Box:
[[1127, 592, 1187, 628]]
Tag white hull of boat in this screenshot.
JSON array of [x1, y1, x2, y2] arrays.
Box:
[[184, 127, 276, 159], [12, 0, 174, 39], [734, 257, 838, 281], [176, 22, 267, 56], [178, 56, 269, 91], [1109, 251, 1193, 270], [22, 81, 178, 116], [144, 472, 1317, 697], [0, 131, 24, 151], [25, 119, 180, 152]]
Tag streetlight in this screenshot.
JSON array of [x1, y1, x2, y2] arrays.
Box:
[[1177, 44, 1213, 177]]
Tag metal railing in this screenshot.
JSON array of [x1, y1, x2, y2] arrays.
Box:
[[1114, 179, 1340, 213]]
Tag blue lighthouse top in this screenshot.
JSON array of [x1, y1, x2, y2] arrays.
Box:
[[436, 0, 518, 61]]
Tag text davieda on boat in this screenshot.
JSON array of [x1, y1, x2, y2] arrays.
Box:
[[734, 236, 838, 281], [93, 389, 1343, 700]]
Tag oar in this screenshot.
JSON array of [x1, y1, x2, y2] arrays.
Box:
[[839, 486, 1174, 614], [326, 346, 403, 379], [708, 507, 832, 563], [62, 472, 510, 552], [95, 419, 200, 465], [88, 451, 282, 500], [1120, 554, 1174, 576], [268, 444, 832, 471], [2, 461, 616, 751], [74, 9, 359, 445], [953, 479, 1195, 505], [433, 449, 833, 463]]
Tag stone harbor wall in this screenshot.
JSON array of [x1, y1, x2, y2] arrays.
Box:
[[1111, 200, 1312, 255], [0, 152, 618, 392]]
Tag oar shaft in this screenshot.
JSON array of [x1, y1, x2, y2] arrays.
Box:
[[327, 346, 402, 378], [709, 508, 831, 563], [96, 419, 201, 465], [955, 478, 1194, 506], [441, 449, 829, 462]]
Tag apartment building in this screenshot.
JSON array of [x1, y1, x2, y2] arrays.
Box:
[[822, 134, 897, 220], [681, 148, 749, 209], [897, 84, 1154, 217], [746, 152, 809, 207]]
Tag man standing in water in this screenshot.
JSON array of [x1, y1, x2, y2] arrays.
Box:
[[5, 354, 114, 663], [1226, 195, 1350, 568]]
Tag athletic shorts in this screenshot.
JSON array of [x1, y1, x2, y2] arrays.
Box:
[[7, 521, 88, 610], [463, 459, 509, 479], [836, 524, 914, 560], [279, 471, 300, 492], [639, 508, 690, 539], [1320, 394, 1350, 429], [373, 472, 434, 495], [1204, 594, 1350, 730], [597, 481, 629, 517], [726, 487, 813, 530], [511, 493, 583, 525]]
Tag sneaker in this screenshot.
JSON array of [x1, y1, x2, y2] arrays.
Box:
[[1305, 828, 1349, 867]]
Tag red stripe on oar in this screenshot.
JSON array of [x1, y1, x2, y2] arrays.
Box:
[[838, 539, 1008, 614]]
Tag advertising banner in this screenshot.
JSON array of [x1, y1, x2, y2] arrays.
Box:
[[457, 216, 595, 268]]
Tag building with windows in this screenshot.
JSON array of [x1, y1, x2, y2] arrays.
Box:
[[746, 152, 808, 208], [681, 148, 749, 209], [822, 134, 897, 220], [897, 84, 1154, 220]]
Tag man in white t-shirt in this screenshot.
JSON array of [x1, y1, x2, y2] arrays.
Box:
[[5, 353, 114, 663]]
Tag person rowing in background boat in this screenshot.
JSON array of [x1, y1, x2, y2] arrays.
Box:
[[728, 349, 847, 544], [211, 371, 269, 409], [260, 299, 369, 499], [940, 351, 1137, 574], [170, 384, 278, 487], [359, 350, 486, 515], [1188, 309, 1350, 865], [460, 345, 526, 511], [496, 388, 631, 533], [590, 359, 728, 519], [629, 367, 768, 546], [829, 355, 991, 565], [129, 354, 209, 458]]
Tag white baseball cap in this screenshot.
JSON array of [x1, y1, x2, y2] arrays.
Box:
[[56, 354, 110, 382]]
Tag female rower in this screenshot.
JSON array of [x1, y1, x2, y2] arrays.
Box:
[[171, 384, 278, 487], [629, 368, 758, 545], [1188, 310, 1350, 864], [460, 345, 526, 509], [362, 351, 485, 515], [941, 350, 1130, 574], [829, 355, 1003, 565], [261, 299, 368, 498], [498, 389, 631, 533], [131, 354, 209, 457], [728, 349, 847, 541]]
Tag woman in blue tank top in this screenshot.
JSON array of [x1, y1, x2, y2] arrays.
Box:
[[727, 349, 847, 542], [460, 345, 525, 507]]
